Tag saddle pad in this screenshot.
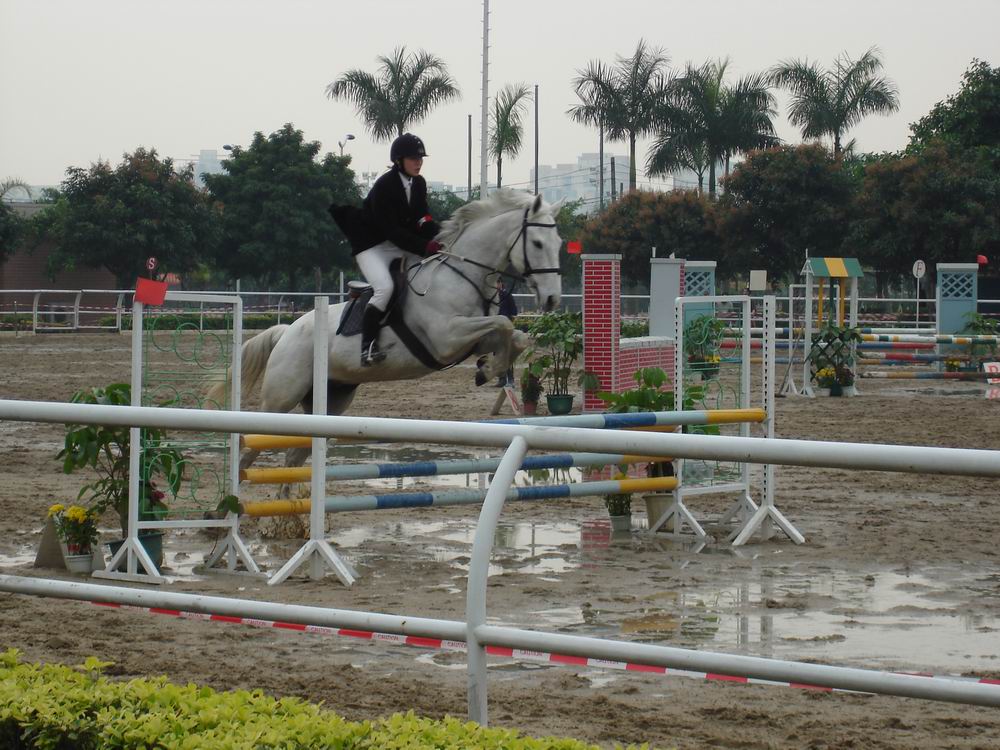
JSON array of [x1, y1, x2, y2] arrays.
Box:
[[336, 288, 373, 337]]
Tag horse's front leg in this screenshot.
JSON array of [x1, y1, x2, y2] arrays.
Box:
[[441, 315, 516, 385]]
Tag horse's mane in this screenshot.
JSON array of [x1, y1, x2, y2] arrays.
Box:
[[437, 189, 541, 245]]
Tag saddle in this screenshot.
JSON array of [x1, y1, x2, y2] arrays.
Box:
[[337, 259, 458, 370]]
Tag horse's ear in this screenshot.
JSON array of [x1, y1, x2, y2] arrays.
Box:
[[531, 193, 543, 215], [550, 197, 567, 214]]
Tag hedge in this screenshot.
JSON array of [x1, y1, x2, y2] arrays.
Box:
[[0, 649, 655, 749]]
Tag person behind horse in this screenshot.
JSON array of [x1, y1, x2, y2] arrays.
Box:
[[495, 279, 518, 386], [331, 133, 443, 366]]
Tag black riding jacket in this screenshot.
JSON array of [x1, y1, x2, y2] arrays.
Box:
[[329, 166, 438, 256]]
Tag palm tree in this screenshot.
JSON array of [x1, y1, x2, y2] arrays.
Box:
[[326, 47, 460, 142], [0, 178, 32, 201], [569, 40, 671, 193], [489, 84, 532, 189], [769, 47, 899, 158], [648, 59, 778, 196]]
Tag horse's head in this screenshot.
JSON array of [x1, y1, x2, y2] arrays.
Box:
[[506, 194, 564, 312]]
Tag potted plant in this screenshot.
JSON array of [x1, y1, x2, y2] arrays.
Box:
[[808, 322, 861, 395], [596, 367, 711, 527], [684, 315, 726, 380], [519, 369, 543, 416], [57, 383, 183, 569], [47, 503, 100, 573], [525, 311, 584, 415], [603, 491, 632, 532]]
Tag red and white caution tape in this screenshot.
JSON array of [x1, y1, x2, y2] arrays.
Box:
[[93, 602, 1000, 693]]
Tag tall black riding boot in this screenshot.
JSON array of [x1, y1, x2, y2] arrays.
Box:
[[360, 305, 387, 366]]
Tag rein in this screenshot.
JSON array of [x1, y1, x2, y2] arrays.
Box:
[[427, 206, 560, 313]]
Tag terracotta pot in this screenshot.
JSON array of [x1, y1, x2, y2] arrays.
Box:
[[522, 400, 538, 416]]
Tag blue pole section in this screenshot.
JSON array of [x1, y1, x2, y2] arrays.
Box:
[[322, 477, 676, 513], [322, 452, 650, 481], [485, 409, 752, 429]]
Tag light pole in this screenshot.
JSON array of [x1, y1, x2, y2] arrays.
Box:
[[338, 134, 355, 156]]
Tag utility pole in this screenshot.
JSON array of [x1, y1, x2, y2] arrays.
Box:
[[467, 114, 472, 201], [479, 0, 490, 198], [534, 84, 539, 195], [598, 123, 604, 210], [610, 157, 616, 202]]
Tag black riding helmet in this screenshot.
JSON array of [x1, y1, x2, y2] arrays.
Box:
[[390, 133, 428, 163]]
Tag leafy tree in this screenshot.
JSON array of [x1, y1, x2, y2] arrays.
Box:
[[578, 190, 721, 287], [719, 144, 857, 280], [204, 123, 362, 290], [326, 47, 461, 142], [649, 58, 778, 196], [0, 202, 22, 265], [427, 189, 467, 224], [489, 83, 532, 189], [908, 59, 1000, 156], [36, 148, 218, 286], [849, 143, 1000, 277], [769, 47, 900, 158], [569, 40, 671, 192]]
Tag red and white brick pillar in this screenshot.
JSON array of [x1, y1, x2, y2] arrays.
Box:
[[582, 254, 620, 412]]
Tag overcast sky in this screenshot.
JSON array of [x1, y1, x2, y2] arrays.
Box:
[[2, 0, 997, 195]]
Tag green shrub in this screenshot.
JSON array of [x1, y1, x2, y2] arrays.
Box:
[[0, 649, 656, 749]]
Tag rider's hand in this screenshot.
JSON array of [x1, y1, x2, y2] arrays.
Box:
[[424, 240, 443, 255]]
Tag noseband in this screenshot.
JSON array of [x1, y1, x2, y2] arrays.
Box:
[[508, 207, 560, 278]]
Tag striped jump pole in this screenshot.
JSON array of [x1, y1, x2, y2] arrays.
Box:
[[487, 408, 766, 429], [858, 341, 937, 351], [242, 476, 679, 517], [861, 333, 1000, 345], [858, 352, 971, 363], [241, 451, 668, 485], [860, 371, 997, 380]]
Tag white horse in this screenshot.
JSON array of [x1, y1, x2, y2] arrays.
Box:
[[218, 190, 564, 474]]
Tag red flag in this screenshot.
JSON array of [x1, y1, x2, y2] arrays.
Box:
[[566, 240, 582, 254], [135, 277, 168, 306]]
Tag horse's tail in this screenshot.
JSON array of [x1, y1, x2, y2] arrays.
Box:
[[205, 324, 289, 407]]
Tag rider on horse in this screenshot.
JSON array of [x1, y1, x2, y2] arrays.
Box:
[[329, 133, 443, 366]]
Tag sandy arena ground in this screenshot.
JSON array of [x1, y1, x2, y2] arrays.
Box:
[[1, 331, 999, 749]]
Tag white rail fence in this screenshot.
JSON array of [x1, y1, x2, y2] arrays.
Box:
[[2, 397, 1000, 719]]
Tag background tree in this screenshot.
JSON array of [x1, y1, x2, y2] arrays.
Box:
[[489, 83, 532, 189], [204, 123, 361, 291], [719, 144, 857, 280], [426, 189, 467, 224], [649, 58, 778, 196], [569, 40, 670, 192], [908, 59, 1000, 157], [850, 143, 1000, 277], [0, 204, 22, 265], [578, 190, 721, 287], [34, 148, 217, 287], [326, 47, 460, 142], [769, 47, 899, 158]]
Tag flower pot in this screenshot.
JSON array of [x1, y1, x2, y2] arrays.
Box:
[[608, 513, 632, 532], [545, 393, 574, 415], [64, 553, 95, 574], [522, 400, 538, 416], [107, 531, 164, 572], [644, 493, 673, 531], [829, 382, 843, 397]]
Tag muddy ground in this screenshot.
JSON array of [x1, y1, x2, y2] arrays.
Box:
[[1, 331, 999, 749]]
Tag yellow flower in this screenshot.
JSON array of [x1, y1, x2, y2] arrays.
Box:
[[47, 503, 65, 517], [66, 506, 90, 524]]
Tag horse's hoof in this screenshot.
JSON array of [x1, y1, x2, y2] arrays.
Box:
[[475, 371, 487, 387]]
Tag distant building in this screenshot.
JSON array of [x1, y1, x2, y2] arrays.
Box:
[[529, 153, 680, 212], [192, 150, 225, 189]]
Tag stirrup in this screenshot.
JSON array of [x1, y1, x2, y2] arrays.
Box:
[[361, 341, 386, 366]]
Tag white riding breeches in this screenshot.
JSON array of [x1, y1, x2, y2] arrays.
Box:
[[354, 241, 418, 312]]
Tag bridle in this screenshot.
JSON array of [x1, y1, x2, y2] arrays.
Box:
[[423, 205, 561, 313]]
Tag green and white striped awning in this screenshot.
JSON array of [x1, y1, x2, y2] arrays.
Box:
[[802, 257, 864, 278]]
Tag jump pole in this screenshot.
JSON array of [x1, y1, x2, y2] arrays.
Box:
[[242, 476, 679, 517]]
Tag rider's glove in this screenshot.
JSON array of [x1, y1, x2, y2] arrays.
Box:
[[424, 240, 443, 255]]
